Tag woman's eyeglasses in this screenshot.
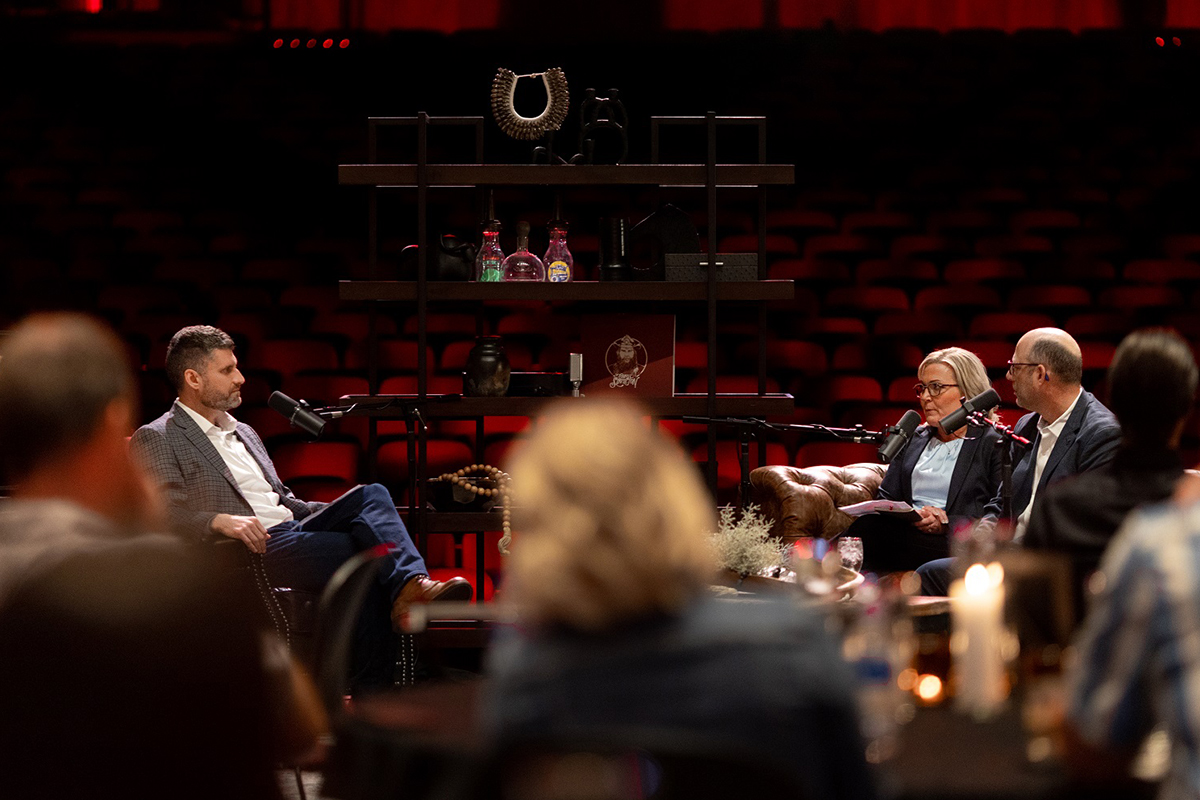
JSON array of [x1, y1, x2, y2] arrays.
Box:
[[913, 382, 959, 398]]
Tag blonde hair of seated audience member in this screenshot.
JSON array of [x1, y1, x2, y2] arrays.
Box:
[[503, 398, 717, 633]]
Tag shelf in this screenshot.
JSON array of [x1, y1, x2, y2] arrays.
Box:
[[337, 163, 794, 187], [342, 393, 795, 417], [339, 280, 794, 302], [398, 511, 505, 532]]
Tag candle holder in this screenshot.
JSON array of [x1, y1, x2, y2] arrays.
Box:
[[949, 562, 1011, 719]]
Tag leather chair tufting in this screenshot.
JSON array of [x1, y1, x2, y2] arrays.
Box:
[[749, 462, 886, 543]]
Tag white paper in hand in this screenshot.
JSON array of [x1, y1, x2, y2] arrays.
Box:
[[838, 499, 921, 521]]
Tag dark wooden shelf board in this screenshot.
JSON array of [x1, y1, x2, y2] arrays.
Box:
[[337, 163, 794, 187], [339, 280, 794, 302], [341, 394, 794, 418], [401, 512, 505, 532]]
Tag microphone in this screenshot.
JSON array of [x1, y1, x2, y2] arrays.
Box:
[[877, 410, 922, 464], [268, 391, 326, 438], [938, 387, 1002, 434]]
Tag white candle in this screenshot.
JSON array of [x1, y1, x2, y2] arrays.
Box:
[[949, 562, 1007, 717]]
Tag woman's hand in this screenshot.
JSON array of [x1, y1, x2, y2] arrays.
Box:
[[913, 505, 948, 533]]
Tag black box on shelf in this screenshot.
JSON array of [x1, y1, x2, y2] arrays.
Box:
[[664, 253, 757, 281], [459, 371, 568, 397], [507, 371, 569, 397]]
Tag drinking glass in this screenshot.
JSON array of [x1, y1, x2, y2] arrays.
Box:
[[838, 536, 864, 572]]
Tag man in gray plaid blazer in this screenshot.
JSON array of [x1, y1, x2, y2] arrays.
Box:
[[131, 325, 471, 689]]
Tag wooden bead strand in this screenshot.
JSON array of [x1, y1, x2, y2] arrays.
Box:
[[437, 464, 512, 555]]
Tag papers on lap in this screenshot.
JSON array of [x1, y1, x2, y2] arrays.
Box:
[[838, 499, 921, 522]]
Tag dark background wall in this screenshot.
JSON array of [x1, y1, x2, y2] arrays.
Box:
[[4, 10, 1200, 509]]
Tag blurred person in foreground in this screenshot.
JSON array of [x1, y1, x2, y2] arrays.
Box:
[[852, 346, 1005, 575], [1024, 328, 1197, 622], [0, 313, 324, 799], [1062, 341, 1200, 800], [484, 398, 876, 800], [0, 312, 165, 599]]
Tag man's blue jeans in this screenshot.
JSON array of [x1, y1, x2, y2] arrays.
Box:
[[263, 483, 426, 690]]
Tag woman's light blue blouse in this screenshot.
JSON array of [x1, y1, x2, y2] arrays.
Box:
[[910, 435, 964, 510]]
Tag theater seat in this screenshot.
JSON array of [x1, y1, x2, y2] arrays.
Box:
[[855, 259, 939, 292], [913, 285, 1003, 316], [968, 312, 1056, 340], [1097, 285, 1185, 314], [690, 441, 791, 493], [271, 441, 361, 484], [1122, 259, 1200, 286], [376, 438, 474, 492], [1009, 285, 1092, 317]]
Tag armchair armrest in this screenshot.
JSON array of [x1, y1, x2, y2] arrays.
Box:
[[750, 462, 886, 544]]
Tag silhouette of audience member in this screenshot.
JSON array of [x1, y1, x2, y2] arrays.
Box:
[[484, 398, 877, 800], [0, 313, 324, 798], [1024, 328, 1198, 622], [0, 543, 287, 800], [0, 312, 166, 601]]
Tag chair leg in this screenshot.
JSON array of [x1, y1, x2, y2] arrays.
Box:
[[293, 767, 307, 800], [396, 633, 416, 687]]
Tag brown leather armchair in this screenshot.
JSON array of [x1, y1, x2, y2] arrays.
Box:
[[749, 463, 886, 544]]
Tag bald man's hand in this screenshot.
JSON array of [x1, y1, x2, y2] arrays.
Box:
[[211, 514, 270, 554]]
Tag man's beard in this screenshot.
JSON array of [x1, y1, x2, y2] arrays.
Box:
[[202, 386, 242, 412]]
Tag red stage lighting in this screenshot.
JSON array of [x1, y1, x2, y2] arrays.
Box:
[[323, 39, 333, 48], [1156, 36, 1165, 46], [1173, 37, 1182, 46], [307, 39, 317, 48], [290, 39, 300, 48], [273, 39, 283, 48], [340, 39, 350, 48]]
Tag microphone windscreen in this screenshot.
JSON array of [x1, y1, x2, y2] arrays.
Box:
[[897, 409, 922, 436], [939, 387, 1002, 433], [268, 391, 299, 417], [877, 409, 924, 464], [972, 387, 1002, 411]]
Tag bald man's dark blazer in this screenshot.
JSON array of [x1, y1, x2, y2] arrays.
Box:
[[983, 389, 1121, 521], [130, 401, 324, 543]]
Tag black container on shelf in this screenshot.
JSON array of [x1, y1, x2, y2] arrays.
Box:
[[598, 216, 633, 281], [463, 335, 511, 397], [426, 476, 498, 512]]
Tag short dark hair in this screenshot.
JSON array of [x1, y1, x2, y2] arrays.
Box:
[[165, 325, 235, 391], [1029, 335, 1083, 385], [0, 313, 134, 481], [1108, 328, 1198, 446]]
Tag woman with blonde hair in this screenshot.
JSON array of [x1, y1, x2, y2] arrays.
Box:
[[484, 397, 876, 800], [851, 346, 1005, 574]]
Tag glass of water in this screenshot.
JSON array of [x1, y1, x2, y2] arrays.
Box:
[[838, 536, 864, 573]]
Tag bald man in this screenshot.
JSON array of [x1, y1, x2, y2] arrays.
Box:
[[917, 327, 1121, 594]]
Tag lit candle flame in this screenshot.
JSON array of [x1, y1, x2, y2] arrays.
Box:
[[917, 674, 944, 702], [964, 563, 990, 594]]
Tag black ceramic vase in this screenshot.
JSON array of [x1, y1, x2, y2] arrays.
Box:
[[597, 216, 633, 281], [464, 335, 511, 397]]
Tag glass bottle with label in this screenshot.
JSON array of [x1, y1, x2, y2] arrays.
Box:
[[475, 220, 505, 282], [501, 221, 546, 282], [543, 219, 573, 282]]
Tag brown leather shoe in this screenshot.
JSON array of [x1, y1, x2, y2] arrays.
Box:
[[391, 576, 473, 632]]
